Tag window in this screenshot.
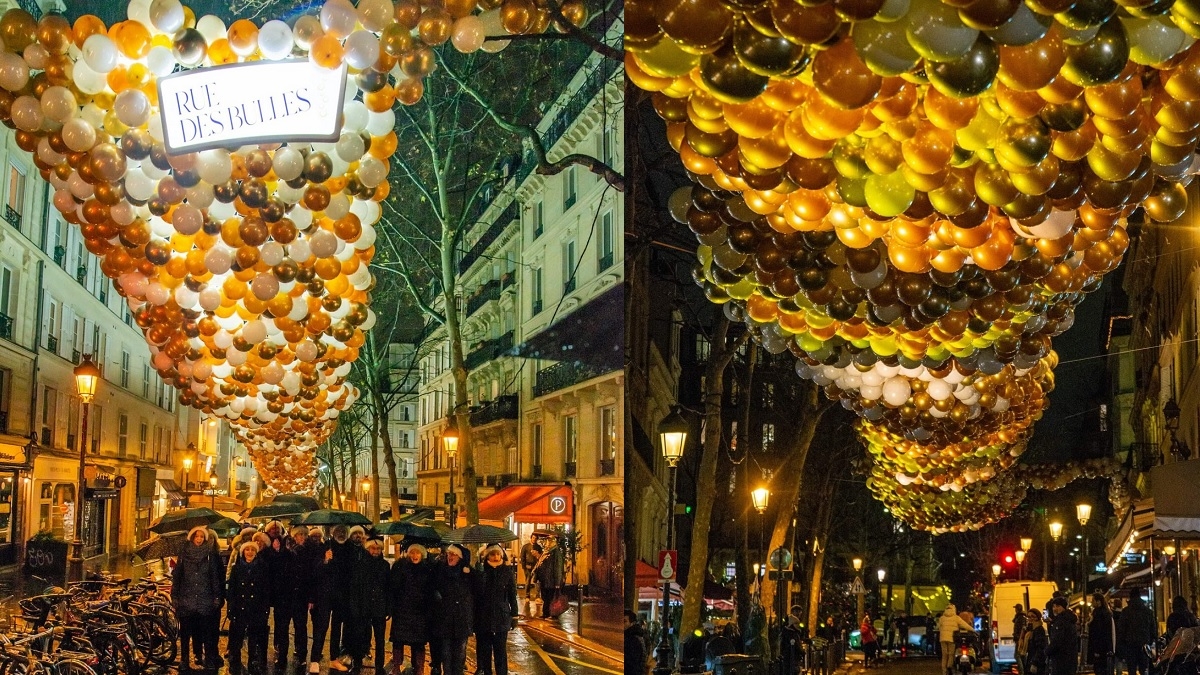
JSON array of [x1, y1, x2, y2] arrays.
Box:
[[563, 167, 577, 210], [6, 163, 24, 217], [46, 299, 59, 352], [531, 423, 542, 470], [532, 201, 543, 239], [142, 363, 150, 398], [399, 405, 411, 422], [71, 318, 82, 362], [598, 211, 614, 271], [695, 333, 711, 362], [763, 383, 776, 410], [120, 351, 130, 388], [562, 240, 576, 294], [90, 404, 101, 453], [118, 414, 128, 457], [761, 423, 775, 452], [38, 481, 74, 539], [139, 422, 147, 459], [532, 267, 543, 314], [602, 124, 615, 167], [599, 405, 617, 467], [0, 266, 13, 316], [420, 438, 428, 471], [50, 219, 66, 265], [564, 415, 578, 466]]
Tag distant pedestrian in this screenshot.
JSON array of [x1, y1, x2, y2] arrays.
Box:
[[1014, 605, 1028, 675], [348, 537, 389, 673], [1116, 594, 1155, 675], [519, 536, 542, 600], [1045, 598, 1078, 675], [939, 604, 974, 675], [227, 542, 270, 675], [861, 614, 879, 668], [1089, 594, 1115, 675], [1025, 612, 1048, 675], [474, 545, 518, 675], [533, 537, 565, 619], [625, 611, 647, 675], [1167, 595, 1198, 637], [432, 545, 474, 675], [326, 525, 355, 670], [389, 544, 433, 675]]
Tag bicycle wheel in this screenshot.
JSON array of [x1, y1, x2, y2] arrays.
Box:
[[52, 659, 98, 675], [130, 616, 175, 667]]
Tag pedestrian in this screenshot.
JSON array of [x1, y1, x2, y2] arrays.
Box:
[[707, 621, 738, 670], [1025, 612, 1048, 675], [326, 524, 355, 670], [533, 537, 565, 619], [307, 527, 335, 674], [861, 613, 879, 668], [173, 526, 225, 671], [228, 542, 270, 675], [1013, 605, 1029, 675], [896, 611, 909, 655], [204, 528, 225, 669], [1045, 598, 1078, 675], [267, 526, 308, 671], [348, 537, 389, 674], [1089, 594, 1115, 675], [474, 545, 518, 675], [432, 544, 474, 675], [520, 536, 542, 601], [624, 610, 647, 675], [1116, 594, 1155, 675], [389, 543, 433, 675], [1167, 595, 1199, 637], [939, 604, 974, 675]]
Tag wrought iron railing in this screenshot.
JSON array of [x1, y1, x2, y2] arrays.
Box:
[[563, 278, 576, 295], [4, 206, 20, 231], [46, 335, 58, 354], [534, 361, 603, 398], [0, 314, 13, 341], [464, 331, 515, 370], [469, 394, 518, 427], [532, 299, 543, 315], [52, 246, 65, 267], [40, 428, 50, 447], [76, 266, 87, 285], [466, 280, 502, 316], [564, 461, 577, 478], [598, 252, 614, 272], [600, 459, 615, 476]]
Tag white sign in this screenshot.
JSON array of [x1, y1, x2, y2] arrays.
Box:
[[549, 495, 567, 514], [850, 576, 865, 594], [158, 60, 347, 155]]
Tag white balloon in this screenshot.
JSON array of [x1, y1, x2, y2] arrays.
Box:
[[197, 149, 233, 184], [114, 89, 150, 127], [343, 31, 380, 70], [196, 15, 227, 43], [335, 132, 365, 162], [261, 242, 286, 266], [478, 10, 510, 52], [309, 230, 338, 257], [365, 109, 395, 136], [82, 34, 119, 73], [881, 376, 912, 407], [71, 62, 108, 95], [320, 0, 358, 37], [149, 0, 185, 33], [272, 146, 305, 181], [146, 46, 176, 76], [259, 20, 294, 60], [451, 15, 486, 53], [0, 52, 29, 92], [342, 100, 368, 132], [325, 192, 350, 219]]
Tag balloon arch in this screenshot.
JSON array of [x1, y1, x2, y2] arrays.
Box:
[[0, 0, 575, 493], [626, 0, 1188, 530]]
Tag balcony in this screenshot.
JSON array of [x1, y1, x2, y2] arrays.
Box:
[[46, 335, 58, 355], [563, 278, 576, 295], [469, 394, 518, 427], [565, 461, 577, 478], [0, 314, 12, 341], [76, 266, 87, 285], [40, 428, 50, 447], [534, 360, 604, 398], [531, 464, 542, 479], [464, 331, 515, 370], [5, 206, 20, 231], [98, 289, 107, 305], [466, 279, 501, 316], [458, 201, 520, 275], [532, 299, 543, 315], [600, 459, 615, 476], [0, 411, 8, 433], [53, 246, 65, 268], [598, 252, 614, 272]]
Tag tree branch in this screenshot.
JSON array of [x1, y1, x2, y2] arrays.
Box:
[[489, 0, 623, 62], [386, 256, 445, 325], [536, 151, 624, 191], [438, 57, 625, 192]]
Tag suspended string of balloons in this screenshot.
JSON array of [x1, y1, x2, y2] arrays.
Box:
[[0, 0, 578, 493], [627, 0, 1194, 529]]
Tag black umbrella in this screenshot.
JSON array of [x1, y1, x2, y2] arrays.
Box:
[[210, 517, 241, 536], [442, 524, 518, 544], [294, 509, 371, 526], [376, 521, 441, 539], [148, 507, 226, 534], [245, 502, 306, 519], [134, 533, 189, 561], [269, 494, 321, 511]]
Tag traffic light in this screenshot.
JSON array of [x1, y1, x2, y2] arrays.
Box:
[[1003, 553, 1014, 565]]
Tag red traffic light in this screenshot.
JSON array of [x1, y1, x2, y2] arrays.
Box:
[[1004, 554, 1014, 564]]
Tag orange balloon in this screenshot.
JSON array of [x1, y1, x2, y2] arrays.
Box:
[[811, 39, 882, 110]]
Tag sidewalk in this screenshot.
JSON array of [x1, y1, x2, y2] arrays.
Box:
[[517, 595, 623, 661]]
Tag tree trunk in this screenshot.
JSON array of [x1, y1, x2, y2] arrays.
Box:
[[680, 317, 737, 636], [370, 411, 381, 523], [759, 385, 826, 629], [807, 480, 836, 631], [441, 230, 479, 526], [376, 388, 402, 522]]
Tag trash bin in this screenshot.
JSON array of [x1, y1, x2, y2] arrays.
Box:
[[712, 654, 767, 675]]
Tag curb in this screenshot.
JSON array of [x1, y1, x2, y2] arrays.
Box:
[[519, 617, 623, 663]]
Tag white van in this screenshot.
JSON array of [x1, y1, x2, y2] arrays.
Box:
[[989, 581, 1058, 673]]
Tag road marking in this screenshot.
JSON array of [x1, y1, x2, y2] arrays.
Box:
[[520, 627, 568, 675], [546, 653, 624, 675]]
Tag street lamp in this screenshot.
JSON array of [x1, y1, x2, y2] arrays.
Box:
[[442, 421, 458, 530], [361, 478, 371, 517], [1165, 398, 1182, 432], [654, 406, 688, 675], [208, 470, 218, 509], [69, 354, 100, 582], [182, 444, 195, 505], [993, 563, 1002, 579], [1076, 503, 1092, 526], [1076, 504, 1093, 595], [1021, 537, 1033, 552], [853, 558, 863, 572], [877, 569, 886, 583], [1049, 521, 1063, 541], [751, 487, 770, 514]]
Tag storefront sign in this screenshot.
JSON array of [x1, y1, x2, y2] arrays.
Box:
[[548, 495, 568, 515], [23, 538, 66, 578], [158, 60, 347, 155], [0, 443, 27, 466]]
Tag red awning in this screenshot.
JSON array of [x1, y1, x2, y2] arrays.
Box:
[[476, 484, 573, 524]]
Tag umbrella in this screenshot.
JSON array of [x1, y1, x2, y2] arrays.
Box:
[[134, 533, 188, 561], [270, 494, 321, 511], [210, 517, 241, 536], [442, 524, 518, 544], [245, 502, 307, 519], [375, 521, 442, 539], [294, 509, 371, 526], [148, 507, 226, 534]]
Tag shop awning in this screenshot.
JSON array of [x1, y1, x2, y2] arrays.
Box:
[[475, 484, 573, 524], [1106, 498, 1155, 566], [157, 479, 185, 502], [1150, 461, 1200, 536]]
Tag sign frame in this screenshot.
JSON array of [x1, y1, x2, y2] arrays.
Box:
[[157, 59, 348, 156], [658, 549, 677, 583]]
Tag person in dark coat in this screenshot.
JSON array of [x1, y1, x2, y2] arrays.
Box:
[[520, 536, 542, 600], [228, 542, 271, 675], [325, 525, 355, 671], [432, 545, 474, 675], [347, 537, 389, 673], [173, 526, 224, 671], [303, 527, 333, 674], [389, 544, 433, 675], [625, 611, 647, 675], [1167, 596, 1198, 637], [474, 545, 518, 675], [1117, 594, 1156, 675], [1044, 598, 1078, 675], [1089, 594, 1116, 675], [533, 538, 565, 619], [1025, 612, 1048, 675], [268, 526, 309, 670]]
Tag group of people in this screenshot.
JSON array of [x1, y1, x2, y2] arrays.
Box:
[[170, 522, 527, 675], [1007, 592, 1162, 675]]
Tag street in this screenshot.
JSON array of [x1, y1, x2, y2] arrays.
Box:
[[846, 653, 968, 675]]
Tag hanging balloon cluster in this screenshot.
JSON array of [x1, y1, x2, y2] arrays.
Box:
[[628, 0, 1197, 529], [0, 0, 575, 493]]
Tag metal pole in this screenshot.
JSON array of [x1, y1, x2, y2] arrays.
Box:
[[653, 464, 677, 675], [448, 455, 455, 530], [69, 401, 89, 582]]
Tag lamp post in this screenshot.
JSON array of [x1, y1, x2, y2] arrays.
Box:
[[182, 447, 195, 507], [361, 478, 371, 518], [1076, 504, 1092, 595], [208, 470, 218, 509], [1022, 536, 1034, 581], [442, 422, 458, 529], [1016, 550, 1026, 580], [69, 354, 100, 582], [654, 406, 688, 675], [852, 557, 865, 621], [752, 487, 769, 602], [1049, 520, 1063, 586]]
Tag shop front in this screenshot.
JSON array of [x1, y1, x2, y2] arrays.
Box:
[[31, 455, 123, 562], [0, 438, 31, 566], [476, 483, 573, 556]]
